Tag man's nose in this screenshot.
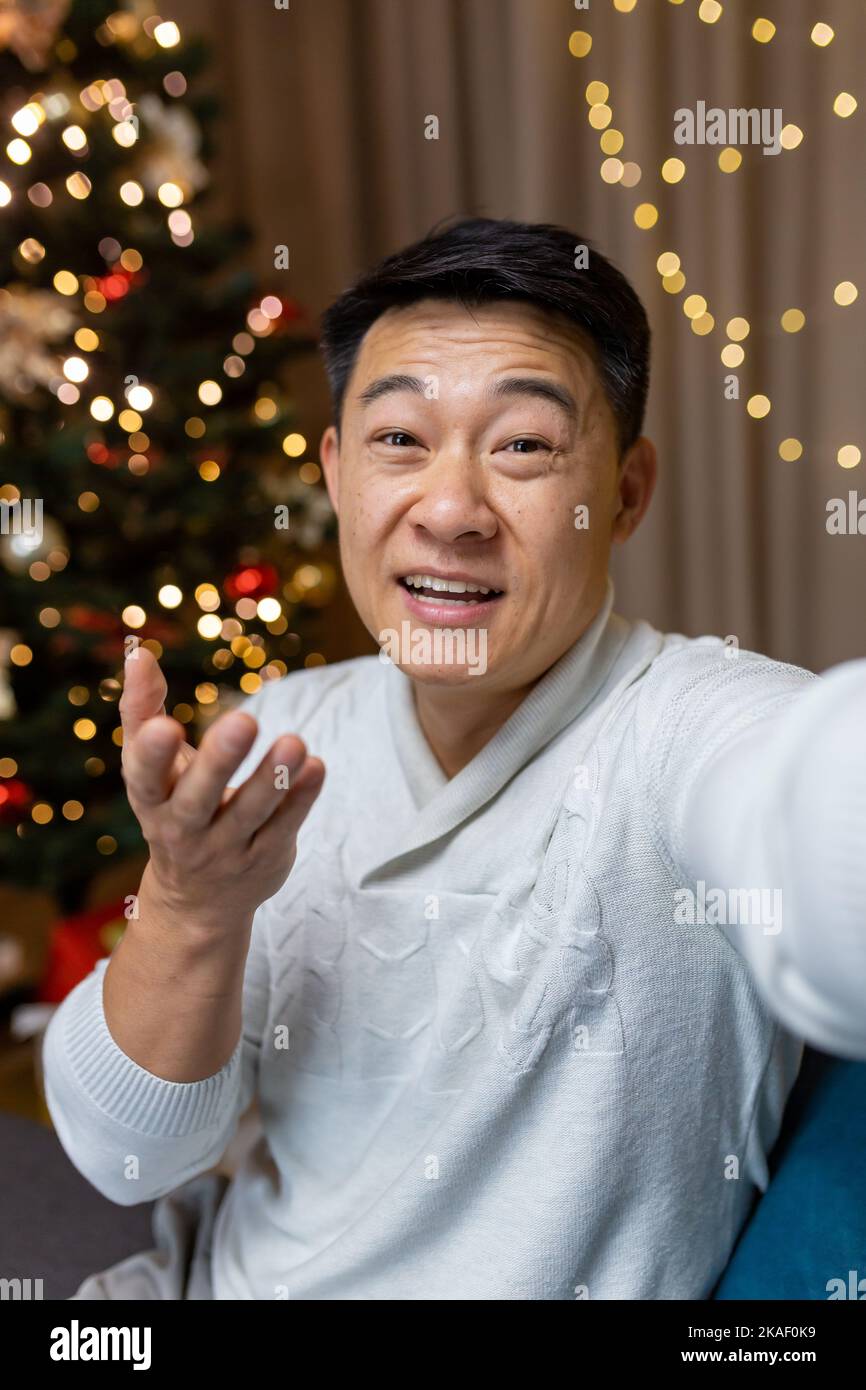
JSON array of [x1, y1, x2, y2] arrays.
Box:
[[405, 447, 498, 544]]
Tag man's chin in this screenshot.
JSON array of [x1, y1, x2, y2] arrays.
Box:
[[374, 614, 492, 682], [400, 658, 491, 686]]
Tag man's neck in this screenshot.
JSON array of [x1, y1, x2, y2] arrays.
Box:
[[407, 588, 612, 778], [411, 677, 536, 779]]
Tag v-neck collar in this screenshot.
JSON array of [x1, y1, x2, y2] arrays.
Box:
[[360, 580, 628, 880]]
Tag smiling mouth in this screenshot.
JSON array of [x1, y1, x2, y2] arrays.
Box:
[[398, 573, 504, 605]]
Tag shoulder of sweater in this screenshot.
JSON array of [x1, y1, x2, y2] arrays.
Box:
[[604, 617, 809, 701], [245, 653, 381, 734], [225, 655, 381, 786], [629, 628, 817, 747], [644, 629, 816, 685]]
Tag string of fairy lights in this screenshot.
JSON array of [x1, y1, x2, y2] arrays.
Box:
[[0, 9, 332, 852], [569, 0, 862, 471]]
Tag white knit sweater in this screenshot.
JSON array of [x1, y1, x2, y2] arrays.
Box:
[[42, 582, 866, 1299]]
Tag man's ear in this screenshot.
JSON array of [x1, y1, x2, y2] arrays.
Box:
[[319, 425, 340, 516], [612, 435, 657, 545]]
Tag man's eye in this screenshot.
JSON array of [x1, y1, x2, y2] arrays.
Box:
[[502, 438, 551, 454], [377, 430, 419, 447]]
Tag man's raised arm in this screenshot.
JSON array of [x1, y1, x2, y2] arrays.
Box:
[[642, 646, 866, 1058]]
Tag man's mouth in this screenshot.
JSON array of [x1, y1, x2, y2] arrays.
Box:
[[398, 573, 504, 606]]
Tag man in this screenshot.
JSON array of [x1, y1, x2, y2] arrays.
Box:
[[43, 218, 866, 1300]]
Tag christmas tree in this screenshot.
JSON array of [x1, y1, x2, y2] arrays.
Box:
[[0, 0, 335, 910]]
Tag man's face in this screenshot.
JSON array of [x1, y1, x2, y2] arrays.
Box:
[[320, 298, 652, 695]]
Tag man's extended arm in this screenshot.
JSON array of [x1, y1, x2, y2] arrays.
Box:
[[654, 653, 866, 1058]]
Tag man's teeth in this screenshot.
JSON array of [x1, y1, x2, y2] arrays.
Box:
[[403, 574, 497, 595]]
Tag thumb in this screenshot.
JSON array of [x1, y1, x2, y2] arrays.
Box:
[[119, 645, 167, 745], [120, 647, 197, 783]]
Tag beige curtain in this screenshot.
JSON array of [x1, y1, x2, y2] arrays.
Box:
[[172, 0, 866, 672]]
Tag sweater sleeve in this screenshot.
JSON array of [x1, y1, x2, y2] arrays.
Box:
[[41, 903, 270, 1207], [640, 642, 866, 1059], [41, 662, 351, 1206]]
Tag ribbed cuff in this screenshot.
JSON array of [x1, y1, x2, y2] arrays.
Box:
[[45, 957, 243, 1138]]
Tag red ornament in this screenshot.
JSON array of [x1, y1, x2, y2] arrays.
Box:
[[95, 263, 136, 302], [38, 898, 129, 1003], [57, 606, 185, 662], [224, 562, 279, 602], [66, 605, 121, 634], [0, 778, 32, 825], [86, 441, 120, 468]]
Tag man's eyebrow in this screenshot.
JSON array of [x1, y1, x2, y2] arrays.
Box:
[[487, 376, 579, 421], [356, 374, 425, 407], [355, 372, 580, 422]]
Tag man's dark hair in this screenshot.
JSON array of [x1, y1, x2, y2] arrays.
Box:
[[319, 216, 651, 454]]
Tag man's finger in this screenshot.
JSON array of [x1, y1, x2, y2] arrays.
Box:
[[123, 716, 187, 812], [213, 735, 311, 842], [120, 647, 168, 747], [166, 711, 260, 830], [248, 755, 326, 852]]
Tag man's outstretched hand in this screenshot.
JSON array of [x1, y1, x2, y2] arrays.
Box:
[[119, 646, 325, 934]]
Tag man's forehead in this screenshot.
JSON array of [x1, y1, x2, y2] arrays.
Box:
[[352, 298, 600, 386]]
